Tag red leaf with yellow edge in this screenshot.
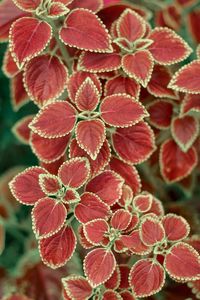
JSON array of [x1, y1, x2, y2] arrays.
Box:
[[30, 132, 71, 163], [83, 219, 109, 245], [39, 226, 76, 268], [10, 17, 52, 67], [129, 259, 165, 297], [160, 139, 198, 183], [24, 55, 68, 107], [84, 248, 116, 287], [122, 50, 154, 87], [147, 99, 174, 130], [79, 51, 121, 72], [75, 77, 100, 111], [60, 9, 112, 52], [9, 166, 47, 205], [67, 71, 101, 102], [100, 93, 148, 127], [11, 72, 29, 111], [105, 75, 140, 100], [75, 192, 110, 223], [148, 27, 192, 65], [75, 119, 106, 160], [169, 60, 200, 93], [171, 115, 199, 152], [13, 0, 41, 11], [109, 157, 141, 195], [58, 157, 90, 189], [30, 101, 76, 138], [32, 197, 67, 239], [139, 216, 165, 246], [12, 115, 33, 144], [62, 275, 93, 300], [164, 242, 200, 281], [116, 8, 146, 42], [0, 0, 27, 42], [86, 170, 124, 206], [162, 213, 190, 242], [112, 121, 156, 164], [69, 139, 111, 177]]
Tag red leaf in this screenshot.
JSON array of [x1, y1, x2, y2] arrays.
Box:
[[120, 290, 137, 300], [67, 71, 101, 102], [39, 226, 76, 268], [104, 266, 120, 290], [10, 17, 52, 67], [30, 101, 76, 138], [11, 72, 29, 111], [133, 193, 152, 213], [84, 248, 116, 287], [78, 225, 94, 249], [48, 2, 69, 18], [83, 219, 109, 245], [109, 157, 141, 195], [24, 55, 68, 107], [162, 213, 190, 242], [119, 265, 130, 289], [70, 139, 111, 177], [75, 119, 106, 160], [111, 209, 132, 231], [129, 259, 165, 297], [120, 230, 151, 255], [181, 94, 200, 114], [171, 115, 199, 151], [147, 65, 177, 99], [105, 75, 140, 100], [103, 290, 121, 300], [112, 121, 156, 164], [32, 197, 67, 238], [100, 93, 148, 127], [40, 156, 66, 176], [75, 77, 100, 111], [116, 8, 146, 42], [118, 185, 133, 208], [148, 27, 192, 64], [9, 167, 47, 205], [0, 0, 27, 42], [164, 242, 200, 281], [63, 188, 80, 204], [12, 115, 33, 144], [2, 49, 19, 78], [58, 157, 90, 189], [188, 9, 200, 44], [147, 99, 174, 129], [86, 170, 124, 206], [62, 275, 93, 300], [75, 192, 110, 223], [169, 60, 200, 93], [122, 50, 154, 87], [79, 51, 121, 72], [140, 216, 165, 246], [30, 132, 70, 163], [160, 139, 198, 183], [148, 196, 165, 217], [13, 0, 41, 11], [60, 8, 112, 52], [68, 0, 103, 12], [38, 174, 61, 195]]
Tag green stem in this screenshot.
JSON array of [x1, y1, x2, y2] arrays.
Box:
[[47, 19, 72, 73]]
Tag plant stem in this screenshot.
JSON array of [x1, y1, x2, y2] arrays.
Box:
[[47, 19, 72, 73]]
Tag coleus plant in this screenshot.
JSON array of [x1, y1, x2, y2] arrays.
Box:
[[1, 0, 200, 298]]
